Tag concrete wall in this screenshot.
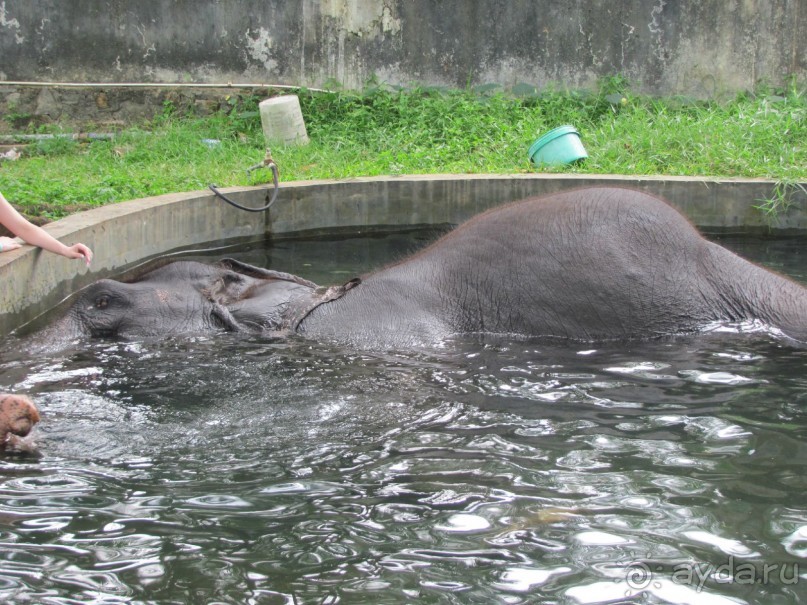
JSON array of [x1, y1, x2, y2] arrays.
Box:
[[2, 174, 806, 337], [1, 1, 804, 98]]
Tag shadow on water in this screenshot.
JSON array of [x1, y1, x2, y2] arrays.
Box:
[[1, 231, 807, 603]]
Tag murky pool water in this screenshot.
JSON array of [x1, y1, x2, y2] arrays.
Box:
[[2, 231, 807, 604]]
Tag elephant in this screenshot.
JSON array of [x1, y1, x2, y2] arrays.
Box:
[[37, 187, 807, 348], [0, 394, 40, 451]]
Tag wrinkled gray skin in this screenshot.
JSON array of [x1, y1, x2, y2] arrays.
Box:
[[40, 187, 807, 348]]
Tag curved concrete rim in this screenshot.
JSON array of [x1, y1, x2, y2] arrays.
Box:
[[1, 173, 805, 337]]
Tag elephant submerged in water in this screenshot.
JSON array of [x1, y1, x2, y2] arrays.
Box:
[[38, 187, 807, 348]]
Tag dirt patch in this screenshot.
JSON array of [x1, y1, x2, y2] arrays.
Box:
[[0, 85, 270, 133]]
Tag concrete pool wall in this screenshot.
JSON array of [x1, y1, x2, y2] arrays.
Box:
[[2, 174, 806, 337]]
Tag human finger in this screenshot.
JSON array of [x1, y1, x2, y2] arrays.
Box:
[[71, 243, 93, 265], [0, 237, 21, 252]]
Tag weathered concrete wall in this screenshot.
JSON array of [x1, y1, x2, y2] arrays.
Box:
[[0, 1, 804, 98], [2, 174, 805, 337]]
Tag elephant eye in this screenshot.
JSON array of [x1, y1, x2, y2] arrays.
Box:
[[96, 295, 109, 310]]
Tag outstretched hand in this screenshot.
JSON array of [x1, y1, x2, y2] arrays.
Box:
[[0, 236, 21, 253], [66, 243, 93, 266], [0, 192, 94, 266], [0, 236, 92, 266]]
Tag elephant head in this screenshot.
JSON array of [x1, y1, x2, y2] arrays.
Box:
[[41, 259, 359, 341]]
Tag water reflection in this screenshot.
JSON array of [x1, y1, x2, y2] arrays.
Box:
[[1, 233, 807, 603]]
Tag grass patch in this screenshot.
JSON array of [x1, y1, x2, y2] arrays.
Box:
[[1, 80, 805, 220]]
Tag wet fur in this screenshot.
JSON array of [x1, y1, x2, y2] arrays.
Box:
[[0, 394, 40, 451]]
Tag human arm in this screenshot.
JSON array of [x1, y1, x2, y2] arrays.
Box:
[[0, 192, 92, 265]]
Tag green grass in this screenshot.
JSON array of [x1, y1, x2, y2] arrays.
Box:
[[1, 80, 805, 220]]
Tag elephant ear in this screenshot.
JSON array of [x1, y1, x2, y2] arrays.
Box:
[[217, 258, 319, 289], [200, 268, 259, 306], [201, 258, 320, 307], [217, 258, 362, 336], [280, 277, 362, 333]]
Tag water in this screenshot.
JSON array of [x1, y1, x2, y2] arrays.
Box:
[[1, 231, 807, 604]]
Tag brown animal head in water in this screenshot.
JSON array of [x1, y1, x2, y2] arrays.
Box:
[[0, 394, 41, 451]]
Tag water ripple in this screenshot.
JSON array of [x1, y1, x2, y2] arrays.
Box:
[[1, 235, 807, 603]]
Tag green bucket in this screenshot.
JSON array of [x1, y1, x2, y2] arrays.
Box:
[[528, 125, 588, 166]]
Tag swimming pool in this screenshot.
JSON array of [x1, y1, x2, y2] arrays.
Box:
[[1, 231, 805, 604]]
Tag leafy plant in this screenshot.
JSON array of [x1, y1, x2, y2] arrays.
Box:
[[31, 135, 78, 157], [3, 110, 32, 128], [754, 180, 807, 219]]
